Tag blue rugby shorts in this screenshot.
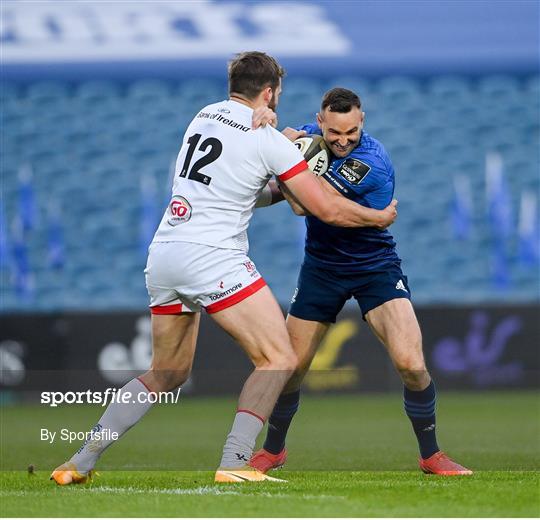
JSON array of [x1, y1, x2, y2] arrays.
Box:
[[288, 261, 411, 323]]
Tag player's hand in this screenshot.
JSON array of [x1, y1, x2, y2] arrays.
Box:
[[282, 127, 306, 142], [252, 107, 277, 129], [376, 199, 398, 229]]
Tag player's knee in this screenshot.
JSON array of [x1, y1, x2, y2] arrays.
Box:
[[282, 350, 298, 372], [266, 349, 298, 372], [150, 367, 191, 392], [250, 332, 298, 371], [394, 351, 424, 372], [396, 362, 429, 389]]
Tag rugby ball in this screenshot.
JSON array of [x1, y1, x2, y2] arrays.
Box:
[[294, 134, 330, 176]]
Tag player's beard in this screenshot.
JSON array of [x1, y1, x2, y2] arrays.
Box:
[[268, 90, 277, 111], [331, 138, 359, 157]]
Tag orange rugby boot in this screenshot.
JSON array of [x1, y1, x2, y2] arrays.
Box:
[[419, 451, 473, 475], [215, 464, 286, 483], [50, 462, 92, 485]]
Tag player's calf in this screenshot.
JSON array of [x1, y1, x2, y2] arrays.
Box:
[[54, 378, 156, 479], [403, 380, 441, 460], [139, 367, 190, 393]]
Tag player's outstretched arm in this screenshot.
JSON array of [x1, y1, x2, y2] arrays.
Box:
[[283, 170, 398, 228], [278, 179, 310, 216], [255, 180, 285, 208]]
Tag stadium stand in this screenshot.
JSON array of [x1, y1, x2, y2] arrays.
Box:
[[1, 75, 539, 310]]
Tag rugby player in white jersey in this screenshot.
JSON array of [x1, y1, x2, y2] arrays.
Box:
[[51, 51, 398, 485]]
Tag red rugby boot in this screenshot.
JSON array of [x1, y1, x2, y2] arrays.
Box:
[[249, 448, 287, 473], [419, 451, 473, 475]]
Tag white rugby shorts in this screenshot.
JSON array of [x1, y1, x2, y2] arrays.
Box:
[[145, 241, 266, 315]]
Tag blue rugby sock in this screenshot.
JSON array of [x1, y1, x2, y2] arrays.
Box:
[[263, 390, 300, 455], [403, 381, 440, 459]]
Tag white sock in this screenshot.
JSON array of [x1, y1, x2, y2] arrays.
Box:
[[219, 411, 264, 468], [70, 378, 154, 473]]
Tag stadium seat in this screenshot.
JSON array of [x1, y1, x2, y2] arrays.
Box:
[[26, 82, 71, 104], [128, 80, 171, 101], [477, 75, 520, 97], [176, 80, 225, 108], [428, 76, 470, 98], [76, 81, 121, 102]]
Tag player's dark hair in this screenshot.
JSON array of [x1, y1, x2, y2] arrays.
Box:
[[321, 88, 361, 113], [228, 51, 285, 100]]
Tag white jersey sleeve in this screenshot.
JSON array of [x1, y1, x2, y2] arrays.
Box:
[[258, 126, 308, 181]]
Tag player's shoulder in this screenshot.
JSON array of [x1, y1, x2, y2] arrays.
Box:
[[196, 99, 227, 114], [201, 100, 223, 110], [256, 124, 301, 167], [351, 132, 393, 172], [258, 123, 296, 145], [296, 122, 322, 135], [357, 132, 390, 160]]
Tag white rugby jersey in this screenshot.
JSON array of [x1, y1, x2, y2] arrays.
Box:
[[152, 99, 307, 251]]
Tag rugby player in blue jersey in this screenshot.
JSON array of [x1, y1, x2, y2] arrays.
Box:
[[250, 88, 472, 476]]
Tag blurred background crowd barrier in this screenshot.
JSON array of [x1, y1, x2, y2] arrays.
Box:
[[1, 0, 538, 395]]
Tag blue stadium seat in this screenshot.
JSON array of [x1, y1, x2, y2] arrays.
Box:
[[76, 81, 121, 102], [1, 82, 20, 100], [477, 75, 520, 97], [176, 80, 225, 108], [26, 82, 71, 103], [128, 80, 171, 101], [376, 77, 423, 110], [326, 77, 372, 97], [278, 78, 325, 126], [428, 76, 470, 98], [525, 75, 540, 94]]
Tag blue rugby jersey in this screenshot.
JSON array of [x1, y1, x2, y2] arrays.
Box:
[[297, 123, 401, 271]]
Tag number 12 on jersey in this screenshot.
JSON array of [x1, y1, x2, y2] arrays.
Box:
[[179, 133, 223, 185]]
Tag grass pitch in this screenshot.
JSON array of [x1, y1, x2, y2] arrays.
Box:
[[1, 392, 539, 517]]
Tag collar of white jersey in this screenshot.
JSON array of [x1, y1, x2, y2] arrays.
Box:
[[225, 99, 254, 113]]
